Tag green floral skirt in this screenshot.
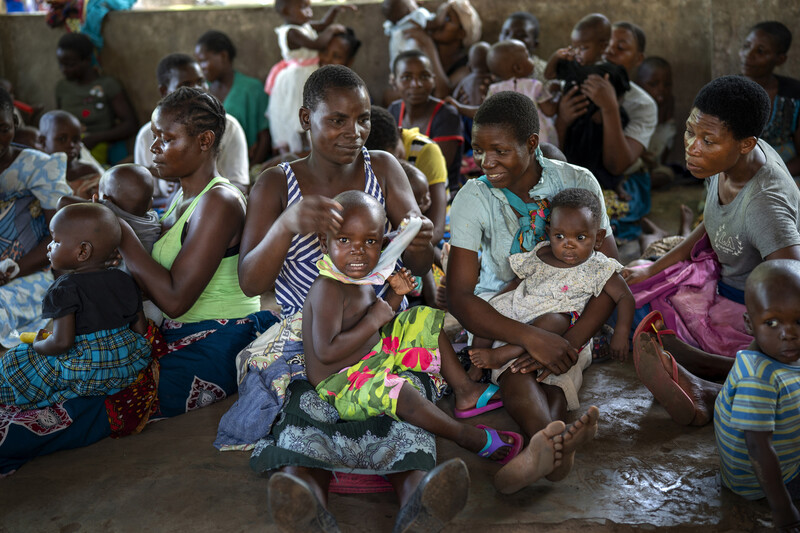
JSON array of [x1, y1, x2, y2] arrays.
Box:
[[249, 307, 445, 476], [316, 306, 444, 422]]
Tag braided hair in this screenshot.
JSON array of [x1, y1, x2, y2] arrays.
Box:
[[156, 86, 226, 152]]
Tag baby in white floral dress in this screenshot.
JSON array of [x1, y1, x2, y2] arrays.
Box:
[[470, 188, 635, 410]]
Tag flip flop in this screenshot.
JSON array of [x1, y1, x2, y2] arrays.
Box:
[[476, 424, 523, 465], [633, 311, 677, 366], [633, 333, 696, 425], [453, 383, 503, 418]]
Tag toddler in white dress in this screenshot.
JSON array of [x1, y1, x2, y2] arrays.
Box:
[[470, 188, 635, 410]]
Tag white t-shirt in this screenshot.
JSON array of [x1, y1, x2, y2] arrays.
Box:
[[134, 113, 249, 198], [620, 82, 658, 174]]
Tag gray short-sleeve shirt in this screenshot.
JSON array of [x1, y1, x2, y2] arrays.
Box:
[[704, 140, 800, 290]]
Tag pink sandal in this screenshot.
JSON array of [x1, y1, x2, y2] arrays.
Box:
[[475, 424, 524, 465]]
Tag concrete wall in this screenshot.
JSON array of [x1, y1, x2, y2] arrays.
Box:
[[1, 0, 799, 153]]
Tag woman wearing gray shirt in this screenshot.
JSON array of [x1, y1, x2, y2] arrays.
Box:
[[624, 76, 800, 427]]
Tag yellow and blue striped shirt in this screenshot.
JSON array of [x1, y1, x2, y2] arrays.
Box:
[[714, 350, 800, 499]]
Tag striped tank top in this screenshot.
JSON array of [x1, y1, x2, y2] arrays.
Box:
[[275, 147, 393, 317]]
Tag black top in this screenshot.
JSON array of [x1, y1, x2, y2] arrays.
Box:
[[42, 270, 143, 335]]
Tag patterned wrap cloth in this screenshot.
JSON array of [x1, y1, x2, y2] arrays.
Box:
[[0, 326, 151, 409], [316, 306, 444, 421]]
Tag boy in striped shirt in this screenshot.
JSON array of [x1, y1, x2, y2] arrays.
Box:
[[714, 260, 800, 531]]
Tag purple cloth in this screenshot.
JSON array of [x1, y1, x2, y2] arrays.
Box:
[[630, 234, 751, 357]]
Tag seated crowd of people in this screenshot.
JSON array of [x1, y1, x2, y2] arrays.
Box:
[[1, 1, 799, 531]]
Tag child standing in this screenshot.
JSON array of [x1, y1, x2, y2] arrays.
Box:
[[38, 110, 103, 199], [713, 259, 800, 530], [303, 191, 539, 487], [0, 203, 150, 409], [470, 188, 634, 411], [266, 0, 354, 154], [740, 21, 800, 176]]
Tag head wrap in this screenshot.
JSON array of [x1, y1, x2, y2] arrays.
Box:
[[445, 0, 482, 48]]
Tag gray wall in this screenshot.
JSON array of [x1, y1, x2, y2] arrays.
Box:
[[2, 0, 799, 159]]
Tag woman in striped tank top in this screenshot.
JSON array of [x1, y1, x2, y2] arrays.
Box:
[[232, 66, 500, 532]]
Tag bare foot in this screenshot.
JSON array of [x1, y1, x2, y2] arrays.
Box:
[[546, 406, 600, 482], [468, 347, 506, 369], [644, 333, 717, 426], [679, 204, 694, 236], [640, 216, 668, 239], [493, 420, 566, 494]]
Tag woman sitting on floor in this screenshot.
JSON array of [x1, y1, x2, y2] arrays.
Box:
[[0, 87, 277, 475], [626, 75, 800, 426], [216, 65, 500, 532]]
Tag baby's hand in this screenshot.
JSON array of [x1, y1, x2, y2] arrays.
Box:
[[554, 46, 575, 61], [610, 331, 629, 362], [387, 268, 417, 296], [34, 329, 51, 343]]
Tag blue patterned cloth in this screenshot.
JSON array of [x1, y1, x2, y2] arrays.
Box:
[[0, 149, 71, 347]]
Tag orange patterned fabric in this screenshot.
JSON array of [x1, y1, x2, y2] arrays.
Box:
[[104, 322, 167, 438]]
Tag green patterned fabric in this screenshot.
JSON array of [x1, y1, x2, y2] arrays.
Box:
[[315, 306, 445, 421]]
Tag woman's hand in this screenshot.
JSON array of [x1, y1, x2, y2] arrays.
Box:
[[405, 214, 434, 254], [621, 264, 653, 285], [581, 73, 618, 111], [281, 195, 343, 236], [401, 25, 438, 56], [556, 85, 590, 128], [512, 329, 579, 379]]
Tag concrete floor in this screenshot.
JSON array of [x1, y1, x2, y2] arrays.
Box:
[[1, 360, 775, 532], [5, 181, 775, 533]]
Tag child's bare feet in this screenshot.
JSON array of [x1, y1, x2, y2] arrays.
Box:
[[468, 347, 505, 369], [493, 420, 566, 494], [546, 405, 600, 482]]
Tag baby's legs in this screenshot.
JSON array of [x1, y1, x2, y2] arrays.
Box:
[[437, 330, 501, 411], [395, 380, 513, 461], [470, 313, 572, 370]]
